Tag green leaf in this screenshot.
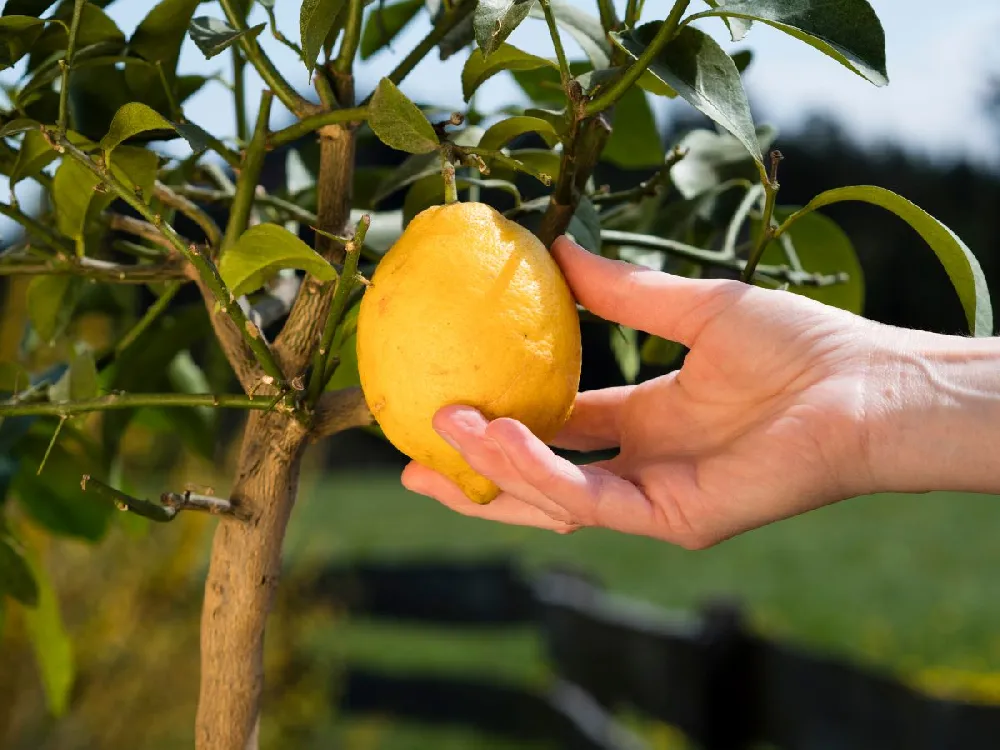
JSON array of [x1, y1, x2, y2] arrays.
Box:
[[612, 24, 762, 169], [690, 0, 887, 86], [27, 276, 84, 345], [602, 86, 664, 169], [703, 0, 752, 41], [9, 128, 56, 187], [110, 145, 159, 203], [301, 0, 347, 71], [757, 208, 864, 314], [100, 102, 175, 163], [462, 42, 556, 102], [505, 147, 560, 183], [0, 532, 38, 607], [474, 0, 534, 57], [220, 223, 336, 297], [566, 195, 600, 253], [22, 551, 74, 716], [779, 186, 992, 336], [669, 125, 777, 199], [361, 0, 423, 59], [511, 60, 589, 106], [128, 0, 202, 81], [189, 16, 265, 60], [731, 48, 753, 73], [0, 118, 40, 137], [4, 0, 58, 15], [49, 344, 100, 404], [610, 325, 640, 383], [28, 3, 126, 65], [52, 157, 102, 244], [0, 15, 45, 71], [478, 115, 559, 151], [528, 0, 609, 68], [367, 78, 439, 154]]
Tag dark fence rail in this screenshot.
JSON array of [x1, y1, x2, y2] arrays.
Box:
[[309, 560, 1000, 749]]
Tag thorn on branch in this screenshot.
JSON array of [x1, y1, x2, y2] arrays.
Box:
[[80, 475, 250, 523]]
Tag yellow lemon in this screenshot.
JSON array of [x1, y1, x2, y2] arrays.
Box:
[[356, 201, 582, 504]]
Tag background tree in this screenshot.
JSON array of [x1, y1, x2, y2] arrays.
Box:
[[0, 0, 992, 748]]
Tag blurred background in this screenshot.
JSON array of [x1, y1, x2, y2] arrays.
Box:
[[2, 1, 1000, 748]]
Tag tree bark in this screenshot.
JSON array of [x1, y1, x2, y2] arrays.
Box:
[[195, 410, 309, 750]]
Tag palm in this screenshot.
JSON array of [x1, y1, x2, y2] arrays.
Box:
[[402, 238, 877, 548]]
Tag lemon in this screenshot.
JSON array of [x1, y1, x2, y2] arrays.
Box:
[[356, 202, 582, 504]]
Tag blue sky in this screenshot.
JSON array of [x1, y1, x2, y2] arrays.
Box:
[[3, 0, 999, 242]]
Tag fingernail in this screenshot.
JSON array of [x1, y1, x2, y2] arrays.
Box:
[[435, 426, 460, 451]]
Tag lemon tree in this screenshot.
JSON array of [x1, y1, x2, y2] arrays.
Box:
[[0, 0, 992, 748]]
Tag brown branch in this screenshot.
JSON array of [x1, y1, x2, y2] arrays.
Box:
[[107, 214, 177, 252], [310, 386, 371, 441], [153, 182, 223, 248]]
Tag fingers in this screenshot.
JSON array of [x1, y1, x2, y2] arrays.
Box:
[[550, 387, 632, 451], [402, 462, 579, 533], [551, 235, 748, 347]]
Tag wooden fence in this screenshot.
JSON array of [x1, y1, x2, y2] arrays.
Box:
[[309, 559, 1000, 749]]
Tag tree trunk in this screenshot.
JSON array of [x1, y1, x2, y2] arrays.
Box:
[[194, 410, 309, 750]]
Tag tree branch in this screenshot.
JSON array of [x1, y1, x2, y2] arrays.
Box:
[[0, 256, 188, 282], [154, 182, 222, 248], [56, 0, 86, 135], [267, 107, 367, 149], [222, 92, 272, 253], [585, 0, 691, 116], [310, 386, 372, 441], [0, 392, 281, 418], [218, 0, 314, 117], [52, 131, 287, 389], [0, 201, 73, 252], [107, 213, 177, 252]]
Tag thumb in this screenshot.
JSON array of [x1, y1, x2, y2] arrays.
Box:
[[551, 235, 748, 347]]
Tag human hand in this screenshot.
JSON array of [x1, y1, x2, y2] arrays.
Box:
[[400, 236, 994, 548]]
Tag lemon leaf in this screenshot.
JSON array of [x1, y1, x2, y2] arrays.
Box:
[[220, 223, 336, 297], [367, 78, 439, 154], [461, 43, 556, 102]]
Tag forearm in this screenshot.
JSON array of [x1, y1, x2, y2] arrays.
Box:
[[866, 328, 1000, 495]]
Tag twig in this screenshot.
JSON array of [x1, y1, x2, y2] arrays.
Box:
[[170, 185, 321, 228], [601, 229, 849, 286], [115, 281, 183, 355], [107, 213, 178, 252], [591, 146, 687, 205], [154, 182, 223, 248], [741, 149, 783, 282], [53, 131, 288, 386], [0, 392, 282, 418], [362, 0, 477, 103], [0, 256, 187, 282], [232, 47, 248, 143], [267, 107, 368, 149], [539, 0, 572, 94], [334, 0, 365, 79], [307, 215, 369, 401], [81, 475, 179, 522], [155, 61, 182, 121], [56, 0, 86, 136], [222, 92, 273, 253], [218, 0, 313, 116], [585, 0, 691, 116], [161, 490, 248, 520]]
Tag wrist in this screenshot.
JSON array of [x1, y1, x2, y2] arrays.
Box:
[[864, 328, 1000, 495]]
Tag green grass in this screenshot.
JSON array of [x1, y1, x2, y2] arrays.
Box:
[[286, 471, 1000, 679], [275, 471, 1000, 747]]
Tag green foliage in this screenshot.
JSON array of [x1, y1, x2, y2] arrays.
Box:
[[0, 527, 38, 606], [301, 0, 347, 71], [26, 276, 82, 345], [478, 115, 559, 151], [0, 15, 45, 71], [23, 547, 74, 716], [219, 223, 336, 297], [100, 103, 174, 162], [360, 0, 424, 60], [474, 0, 534, 57], [777, 187, 993, 335], [367, 77, 439, 153], [188, 16, 264, 59], [462, 43, 556, 102]]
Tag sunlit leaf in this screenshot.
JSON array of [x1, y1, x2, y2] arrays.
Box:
[[478, 115, 559, 151], [689, 0, 887, 86], [48, 344, 100, 404], [23, 549, 74, 715], [220, 223, 336, 297], [612, 24, 762, 170], [669, 125, 777, 199], [367, 78, 439, 154], [778, 186, 992, 335], [474, 0, 534, 57], [301, 0, 347, 71], [566, 195, 600, 253], [462, 42, 556, 102], [189, 16, 265, 59]]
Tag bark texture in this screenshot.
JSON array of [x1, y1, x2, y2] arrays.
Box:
[[195, 410, 309, 750]]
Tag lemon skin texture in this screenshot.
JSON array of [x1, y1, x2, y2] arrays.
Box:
[[356, 202, 582, 504]]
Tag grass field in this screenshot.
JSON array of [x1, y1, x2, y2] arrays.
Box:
[[270, 470, 1000, 747]]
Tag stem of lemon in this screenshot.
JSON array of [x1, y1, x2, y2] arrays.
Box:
[[440, 149, 459, 204]]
